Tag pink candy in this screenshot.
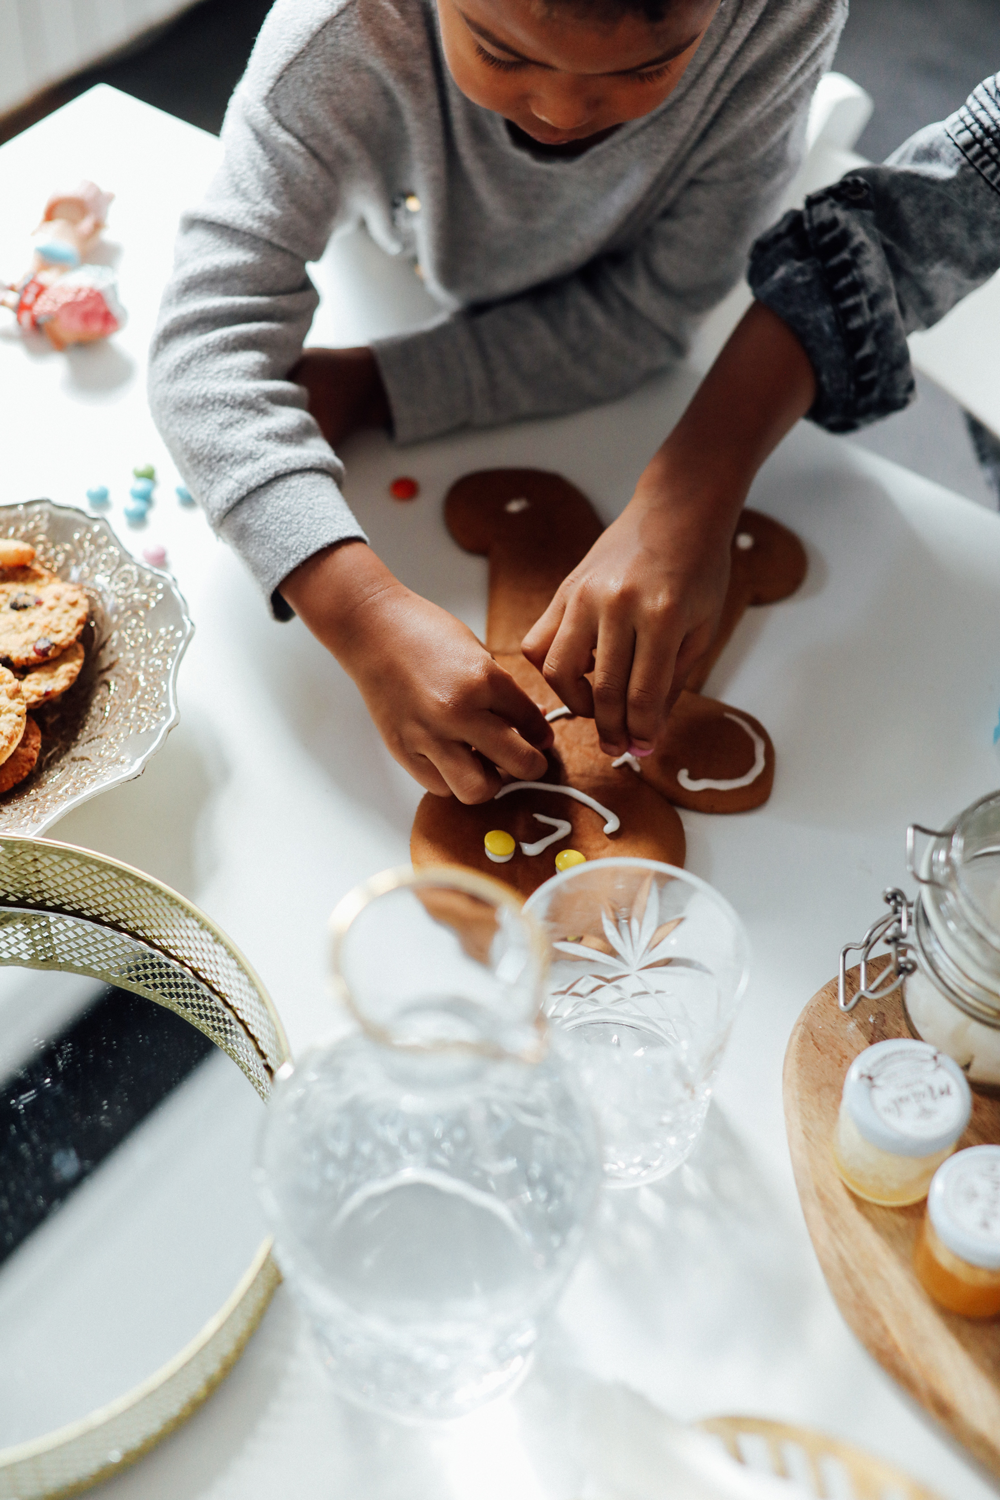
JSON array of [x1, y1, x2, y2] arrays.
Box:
[[142, 544, 167, 567]]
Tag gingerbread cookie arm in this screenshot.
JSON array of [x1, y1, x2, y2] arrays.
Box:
[[683, 509, 807, 693], [640, 690, 775, 814], [444, 469, 603, 654]]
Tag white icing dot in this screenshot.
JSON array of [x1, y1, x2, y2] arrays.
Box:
[[505, 497, 530, 513], [735, 532, 754, 550]]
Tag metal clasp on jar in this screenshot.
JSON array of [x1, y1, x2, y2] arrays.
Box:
[[838, 887, 917, 1012]]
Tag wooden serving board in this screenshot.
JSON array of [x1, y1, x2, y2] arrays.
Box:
[[784, 958, 1000, 1477]]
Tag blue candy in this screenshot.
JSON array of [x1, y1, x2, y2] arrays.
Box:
[[130, 480, 154, 501], [175, 485, 195, 507], [86, 486, 110, 508], [124, 503, 149, 526]]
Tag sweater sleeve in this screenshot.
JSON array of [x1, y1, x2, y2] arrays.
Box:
[[747, 73, 1000, 433], [148, 88, 370, 620], [372, 5, 843, 443]]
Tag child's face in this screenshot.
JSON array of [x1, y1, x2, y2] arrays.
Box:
[[437, 0, 720, 148]]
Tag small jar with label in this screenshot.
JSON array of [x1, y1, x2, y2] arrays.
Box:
[[832, 1039, 971, 1206], [915, 1146, 1000, 1317]]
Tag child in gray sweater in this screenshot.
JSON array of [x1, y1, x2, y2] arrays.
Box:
[[150, 0, 845, 801]]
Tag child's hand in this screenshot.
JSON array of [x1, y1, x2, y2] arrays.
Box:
[[522, 476, 735, 758], [281, 542, 554, 802], [524, 301, 819, 760], [290, 346, 391, 447]]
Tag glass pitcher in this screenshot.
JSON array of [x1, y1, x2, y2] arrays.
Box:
[[255, 866, 601, 1420]]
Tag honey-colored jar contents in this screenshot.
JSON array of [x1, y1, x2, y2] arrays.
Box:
[[915, 1218, 1000, 1318], [832, 1102, 955, 1207]]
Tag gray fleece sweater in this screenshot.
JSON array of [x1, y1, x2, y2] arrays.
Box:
[[149, 0, 845, 614]]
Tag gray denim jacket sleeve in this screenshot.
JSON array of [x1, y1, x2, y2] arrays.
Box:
[[747, 73, 1000, 432]]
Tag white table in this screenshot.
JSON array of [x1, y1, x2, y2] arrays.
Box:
[[3, 86, 1000, 1500]]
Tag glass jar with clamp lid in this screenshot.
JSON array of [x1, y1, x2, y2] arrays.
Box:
[[839, 790, 1000, 1091]]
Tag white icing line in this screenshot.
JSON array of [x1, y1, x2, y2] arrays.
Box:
[[520, 814, 572, 857], [485, 849, 513, 863], [495, 781, 620, 835], [612, 752, 642, 773], [545, 705, 572, 722], [677, 712, 766, 792]]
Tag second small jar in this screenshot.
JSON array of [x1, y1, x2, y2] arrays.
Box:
[[915, 1146, 1000, 1317], [833, 1039, 972, 1206]]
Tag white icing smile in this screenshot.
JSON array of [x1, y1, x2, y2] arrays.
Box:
[[545, 705, 572, 722], [677, 712, 766, 792], [520, 814, 573, 856], [494, 781, 620, 835]]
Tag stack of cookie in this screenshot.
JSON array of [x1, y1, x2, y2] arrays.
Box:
[[0, 538, 88, 795]]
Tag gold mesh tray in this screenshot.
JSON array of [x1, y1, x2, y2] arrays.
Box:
[[699, 1415, 943, 1499], [0, 835, 290, 1500]]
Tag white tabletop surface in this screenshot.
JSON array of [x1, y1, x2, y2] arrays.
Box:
[[3, 85, 1000, 1500]]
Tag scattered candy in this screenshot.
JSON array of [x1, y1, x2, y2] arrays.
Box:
[[123, 503, 148, 526], [86, 486, 109, 508], [133, 464, 156, 481], [484, 829, 516, 864], [142, 544, 167, 567], [130, 481, 154, 503], [554, 849, 587, 872], [994, 709, 1000, 747], [176, 485, 195, 507], [389, 476, 419, 501]]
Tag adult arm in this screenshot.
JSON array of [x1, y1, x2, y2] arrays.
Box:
[[748, 72, 1000, 432]]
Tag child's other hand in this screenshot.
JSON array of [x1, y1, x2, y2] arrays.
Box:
[[281, 543, 554, 802], [290, 346, 391, 447], [522, 473, 735, 758]]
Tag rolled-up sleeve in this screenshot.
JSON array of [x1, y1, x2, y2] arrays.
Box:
[[747, 73, 1000, 433]]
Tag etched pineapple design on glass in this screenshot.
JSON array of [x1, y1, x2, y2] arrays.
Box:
[[526, 861, 749, 1187]]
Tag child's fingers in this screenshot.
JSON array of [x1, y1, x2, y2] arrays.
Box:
[[487, 671, 555, 753], [591, 617, 636, 755], [469, 712, 550, 785], [427, 742, 504, 804], [521, 591, 564, 670], [536, 605, 598, 720], [625, 625, 681, 751]]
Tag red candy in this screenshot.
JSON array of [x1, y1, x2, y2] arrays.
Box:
[[389, 476, 419, 501]]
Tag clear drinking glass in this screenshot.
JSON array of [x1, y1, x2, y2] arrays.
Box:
[[524, 859, 749, 1188], [255, 867, 601, 1421]]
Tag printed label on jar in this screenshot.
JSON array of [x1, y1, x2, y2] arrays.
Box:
[[940, 1154, 1000, 1242], [864, 1048, 966, 1142]]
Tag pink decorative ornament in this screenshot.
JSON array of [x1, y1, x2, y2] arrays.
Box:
[[2, 180, 124, 350], [19, 266, 125, 350]]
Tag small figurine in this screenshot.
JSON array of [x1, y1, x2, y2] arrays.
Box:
[[2, 181, 125, 350]]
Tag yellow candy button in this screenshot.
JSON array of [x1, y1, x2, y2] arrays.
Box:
[[484, 829, 516, 864], [555, 849, 586, 872]]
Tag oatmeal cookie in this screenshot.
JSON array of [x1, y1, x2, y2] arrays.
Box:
[[0, 576, 88, 669], [0, 539, 37, 568], [19, 640, 85, 708], [0, 666, 26, 767], [0, 716, 41, 794]]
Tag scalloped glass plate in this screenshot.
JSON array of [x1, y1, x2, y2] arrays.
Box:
[[0, 500, 193, 835]]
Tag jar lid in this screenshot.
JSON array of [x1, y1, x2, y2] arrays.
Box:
[[842, 1039, 971, 1157], [928, 1146, 1000, 1270]]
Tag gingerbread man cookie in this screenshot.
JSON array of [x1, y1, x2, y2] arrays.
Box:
[[411, 469, 806, 897]]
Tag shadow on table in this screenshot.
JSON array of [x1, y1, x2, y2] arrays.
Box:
[[51, 712, 225, 899]]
